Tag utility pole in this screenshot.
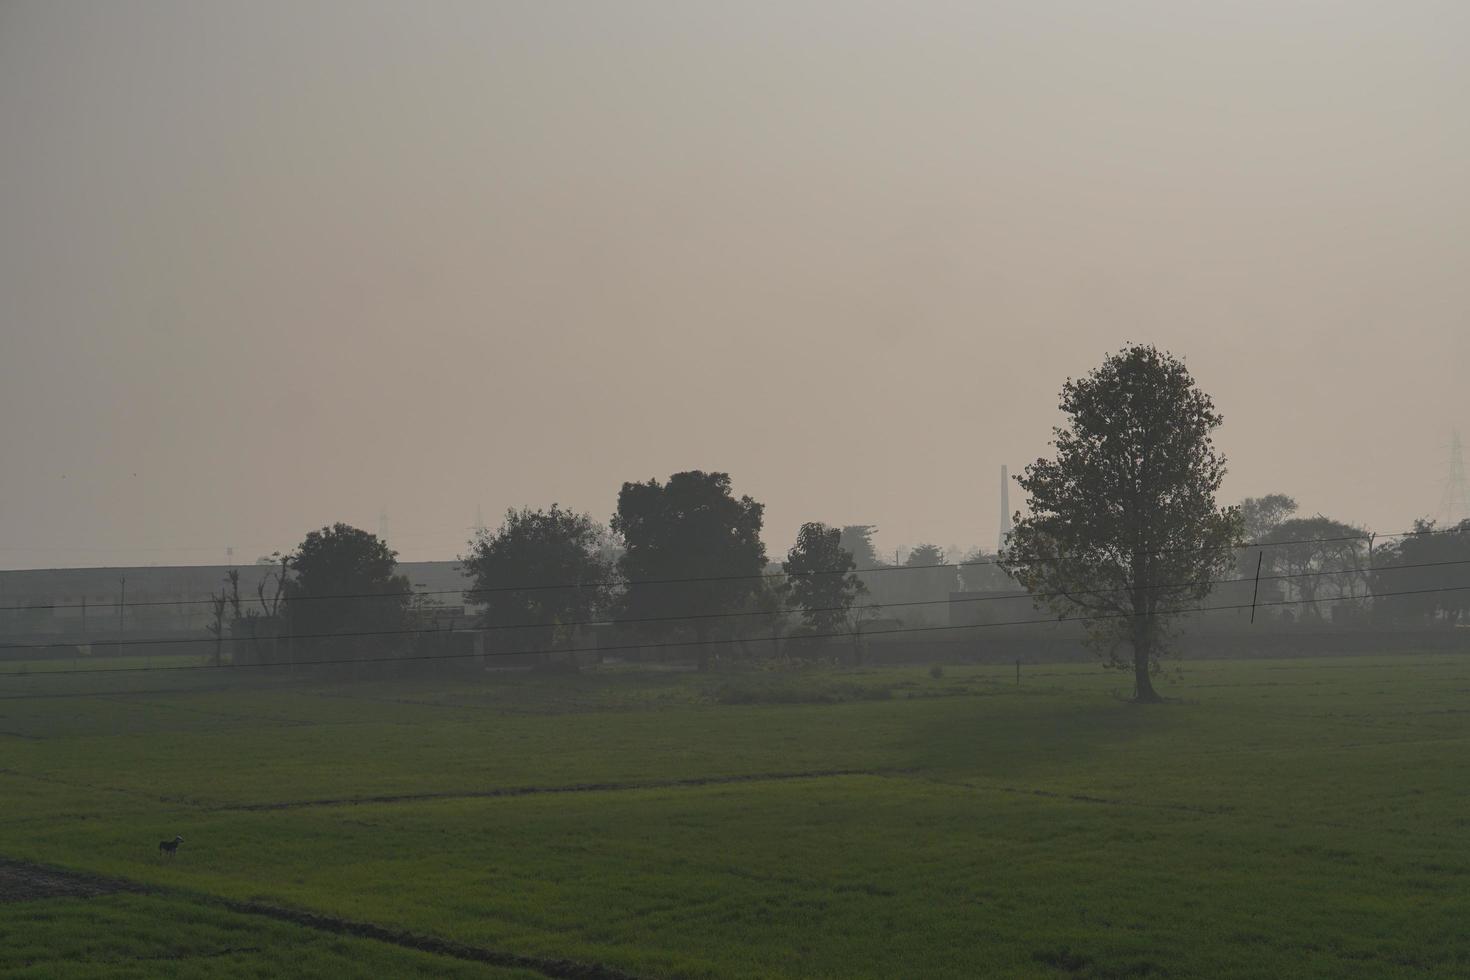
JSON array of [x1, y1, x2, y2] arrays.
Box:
[[118, 575, 126, 631]]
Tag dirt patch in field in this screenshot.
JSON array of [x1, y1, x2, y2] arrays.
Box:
[[0, 858, 141, 903], [214, 767, 893, 811]]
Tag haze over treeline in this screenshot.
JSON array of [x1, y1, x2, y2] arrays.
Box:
[[3, 0, 1469, 569]]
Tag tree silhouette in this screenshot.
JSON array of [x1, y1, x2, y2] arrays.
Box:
[[1260, 515, 1368, 620], [1371, 519, 1470, 625], [905, 543, 945, 567], [1002, 345, 1239, 702], [612, 471, 766, 670], [284, 523, 412, 658], [839, 525, 883, 569], [783, 522, 866, 634], [1238, 494, 1298, 543], [461, 505, 611, 662]]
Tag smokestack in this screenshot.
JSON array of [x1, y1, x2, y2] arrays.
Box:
[[998, 465, 1012, 552]]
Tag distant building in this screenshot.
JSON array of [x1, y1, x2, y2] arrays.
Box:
[[0, 561, 469, 636]]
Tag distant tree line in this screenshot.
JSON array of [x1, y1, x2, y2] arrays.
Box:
[[203, 344, 1466, 686]]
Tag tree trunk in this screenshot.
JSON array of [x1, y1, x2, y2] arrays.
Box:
[[1132, 614, 1161, 703], [694, 623, 710, 671]]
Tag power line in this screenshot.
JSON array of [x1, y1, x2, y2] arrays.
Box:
[[3, 580, 1468, 683], [3, 525, 1457, 615], [0, 557, 1458, 655]]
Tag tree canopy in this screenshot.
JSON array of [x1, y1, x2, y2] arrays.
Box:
[[284, 523, 413, 653], [959, 549, 1010, 592], [1259, 515, 1368, 621], [1233, 493, 1299, 601], [905, 543, 945, 567], [1238, 494, 1298, 544], [783, 522, 866, 634], [1001, 345, 1240, 702], [1370, 519, 1470, 625], [461, 505, 612, 658], [611, 471, 766, 668], [839, 525, 883, 570]]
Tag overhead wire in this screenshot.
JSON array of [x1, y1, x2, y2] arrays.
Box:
[[0, 555, 1466, 655], [3, 579, 1469, 683], [1, 524, 1461, 614]]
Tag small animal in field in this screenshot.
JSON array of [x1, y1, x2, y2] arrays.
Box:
[[158, 835, 183, 858]]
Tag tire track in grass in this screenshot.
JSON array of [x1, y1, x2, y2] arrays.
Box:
[[994, 785, 1237, 814], [207, 897, 644, 980], [0, 856, 646, 980], [0, 767, 179, 808], [210, 767, 902, 812], [880, 773, 1237, 815]]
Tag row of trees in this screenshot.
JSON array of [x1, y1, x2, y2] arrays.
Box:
[[462, 471, 875, 669], [217, 473, 881, 672], [1234, 493, 1470, 625], [211, 344, 1466, 695], [996, 345, 1468, 702]]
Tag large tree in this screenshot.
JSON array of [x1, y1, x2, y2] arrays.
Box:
[[839, 525, 883, 569], [1001, 345, 1240, 702], [959, 549, 1011, 592], [460, 505, 612, 661], [1233, 494, 1298, 603], [1259, 515, 1368, 621], [901, 543, 958, 618], [784, 522, 867, 635], [1239, 494, 1298, 543], [905, 543, 946, 567], [611, 471, 767, 669], [1371, 519, 1470, 625], [284, 523, 413, 658]]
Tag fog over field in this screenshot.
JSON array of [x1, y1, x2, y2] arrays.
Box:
[[4, 6, 1470, 979], [3, 1, 1469, 568]]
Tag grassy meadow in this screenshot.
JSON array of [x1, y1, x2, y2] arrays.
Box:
[[1, 655, 1467, 978]]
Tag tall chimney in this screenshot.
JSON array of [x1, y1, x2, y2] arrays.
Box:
[[998, 465, 1012, 552]]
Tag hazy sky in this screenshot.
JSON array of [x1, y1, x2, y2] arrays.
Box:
[[3, 1, 1468, 570]]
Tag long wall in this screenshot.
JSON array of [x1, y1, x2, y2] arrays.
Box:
[[0, 561, 469, 636]]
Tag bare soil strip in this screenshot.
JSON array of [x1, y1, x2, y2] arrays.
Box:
[[212, 767, 890, 812], [0, 857, 141, 903], [0, 856, 645, 980]]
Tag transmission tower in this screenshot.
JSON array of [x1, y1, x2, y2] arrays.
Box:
[[1439, 429, 1470, 527]]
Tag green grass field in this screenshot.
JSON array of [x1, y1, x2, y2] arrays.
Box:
[[1, 655, 1466, 978]]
